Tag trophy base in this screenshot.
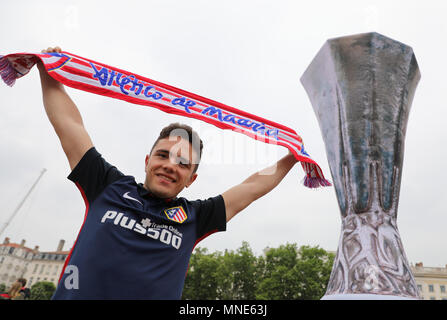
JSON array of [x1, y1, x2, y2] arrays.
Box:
[[321, 294, 419, 300]]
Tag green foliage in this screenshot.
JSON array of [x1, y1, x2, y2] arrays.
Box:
[[182, 242, 334, 300], [0, 283, 6, 293], [256, 243, 301, 300], [182, 247, 221, 300], [294, 245, 335, 300], [216, 241, 258, 300], [30, 281, 56, 300], [182, 242, 259, 300]]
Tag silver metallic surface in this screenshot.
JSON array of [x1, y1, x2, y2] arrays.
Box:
[[301, 32, 421, 299]]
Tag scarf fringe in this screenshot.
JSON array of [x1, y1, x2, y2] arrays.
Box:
[[0, 56, 16, 87], [303, 175, 332, 189]]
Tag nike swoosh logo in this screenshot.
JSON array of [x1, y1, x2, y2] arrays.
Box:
[[123, 192, 143, 206]]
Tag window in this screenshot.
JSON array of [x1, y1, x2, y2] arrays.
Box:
[[429, 285, 434, 292], [430, 297, 436, 300], [441, 285, 446, 293], [417, 285, 422, 292], [33, 264, 39, 273]]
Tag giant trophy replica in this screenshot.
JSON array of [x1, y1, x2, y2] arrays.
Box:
[[301, 32, 421, 299]]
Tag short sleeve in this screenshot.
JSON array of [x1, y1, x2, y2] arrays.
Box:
[[194, 195, 227, 240], [68, 147, 125, 204]]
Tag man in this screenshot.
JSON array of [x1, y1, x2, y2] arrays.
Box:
[[38, 47, 298, 299]]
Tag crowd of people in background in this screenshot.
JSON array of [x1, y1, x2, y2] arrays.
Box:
[[0, 278, 31, 300]]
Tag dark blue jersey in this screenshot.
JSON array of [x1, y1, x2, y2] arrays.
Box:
[[52, 147, 226, 300]]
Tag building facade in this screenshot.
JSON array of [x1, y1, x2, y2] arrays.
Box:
[[412, 262, 447, 300], [23, 239, 69, 288], [0, 237, 69, 289], [0, 238, 35, 288]]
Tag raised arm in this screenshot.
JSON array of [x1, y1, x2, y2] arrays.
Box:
[[222, 152, 298, 222], [37, 47, 93, 170]]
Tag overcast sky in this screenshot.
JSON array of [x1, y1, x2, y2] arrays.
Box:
[[1, 0, 446, 268]]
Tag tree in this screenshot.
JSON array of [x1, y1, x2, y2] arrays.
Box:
[[294, 245, 335, 300], [256, 244, 334, 300], [183, 242, 259, 300], [30, 281, 56, 300], [182, 247, 222, 300], [182, 242, 335, 300], [216, 241, 258, 299], [228, 241, 259, 299], [256, 243, 302, 299]]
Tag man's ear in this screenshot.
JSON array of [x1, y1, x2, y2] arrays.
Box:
[[144, 154, 150, 173], [185, 173, 198, 188]]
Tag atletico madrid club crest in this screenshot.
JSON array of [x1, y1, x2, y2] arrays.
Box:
[[164, 206, 187, 223]]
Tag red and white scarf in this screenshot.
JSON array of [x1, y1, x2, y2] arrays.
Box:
[[0, 51, 331, 188]]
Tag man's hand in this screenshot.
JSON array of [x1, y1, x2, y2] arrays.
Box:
[[42, 46, 62, 53], [37, 47, 62, 72], [222, 152, 298, 222], [38, 46, 93, 170]]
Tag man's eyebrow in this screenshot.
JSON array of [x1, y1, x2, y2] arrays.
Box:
[[154, 149, 170, 154], [155, 149, 192, 165]]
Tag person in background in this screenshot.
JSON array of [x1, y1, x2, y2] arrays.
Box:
[[18, 278, 31, 299], [0, 280, 23, 300]]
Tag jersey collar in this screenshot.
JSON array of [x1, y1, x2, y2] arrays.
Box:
[[137, 183, 176, 203]]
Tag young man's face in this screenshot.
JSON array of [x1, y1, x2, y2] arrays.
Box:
[[144, 136, 198, 199]]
